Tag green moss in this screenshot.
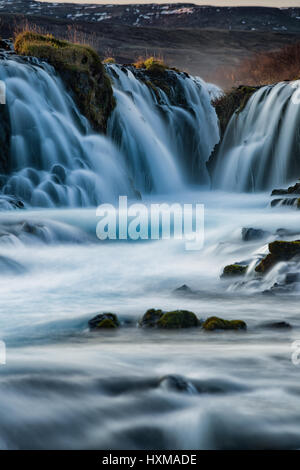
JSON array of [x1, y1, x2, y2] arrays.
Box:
[[139, 309, 164, 328], [157, 310, 199, 329], [202, 316, 247, 331], [222, 264, 248, 277], [88, 312, 120, 329], [14, 32, 115, 133], [96, 318, 118, 328]]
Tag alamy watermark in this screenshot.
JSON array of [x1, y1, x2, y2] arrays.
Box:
[[96, 196, 204, 251]]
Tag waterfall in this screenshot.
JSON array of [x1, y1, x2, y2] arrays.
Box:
[[106, 65, 219, 192], [211, 82, 300, 192], [0, 55, 219, 208], [0, 57, 133, 207]]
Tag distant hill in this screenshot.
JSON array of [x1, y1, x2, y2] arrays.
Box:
[[2, 2, 300, 86]]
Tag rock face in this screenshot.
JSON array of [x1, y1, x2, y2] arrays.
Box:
[[139, 308, 199, 329], [14, 32, 115, 133], [222, 264, 248, 277], [88, 313, 120, 329], [128, 59, 190, 107], [202, 316, 247, 331], [255, 240, 300, 274], [271, 182, 300, 196], [213, 85, 259, 137]]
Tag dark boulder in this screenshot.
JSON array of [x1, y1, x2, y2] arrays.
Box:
[[88, 313, 120, 330], [255, 240, 300, 274], [222, 264, 248, 277], [242, 227, 270, 242], [202, 316, 247, 331]]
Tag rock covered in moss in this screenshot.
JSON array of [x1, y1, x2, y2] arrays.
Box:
[[157, 310, 199, 329], [14, 32, 115, 133], [139, 308, 199, 329], [202, 316, 247, 331], [88, 313, 120, 330], [222, 264, 248, 277], [255, 240, 300, 274], [139, 309, 164, 328], [213, 85, 259, 137]]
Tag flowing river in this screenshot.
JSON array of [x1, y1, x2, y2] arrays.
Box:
[[0, 53, 299, 449]]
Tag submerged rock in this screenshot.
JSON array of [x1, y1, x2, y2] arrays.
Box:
[[159, 375, 197, 394], [88, 313, 120, 330], [270, 197, 298, 208], [173, 284, 194, 295], [222, 264, 248, 277], [139, 309, 164, 328], [139, 308, 199, 329], [259, 321, 292, 330], [271, 182, 300, 196], [202, 316, 247, 331], [255, 240, 300, 274], [242, 227, 270, 242]]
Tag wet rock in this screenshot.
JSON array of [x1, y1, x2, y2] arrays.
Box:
[[213, 85, 260, 137], [173, 284, 193, 295], [285, 272, 300, 284], [255, 240, 300, 274], [271, 182, 300, 196], [259, 321, 292, 330], [139, 309, 164, 328], [157, 310, 200, 329], [222, 264, 248, 277], [242, 227, 270, 241], [0, 195, 24, 210], [88, 313, 120, 330], [271, 197, 298, 208], [158, 375, 197, 394], [202, 316, 247, 331], [139, 309, 199, 329]]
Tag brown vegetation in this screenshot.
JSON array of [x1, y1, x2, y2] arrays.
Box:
[[220, 42, 300, 88]]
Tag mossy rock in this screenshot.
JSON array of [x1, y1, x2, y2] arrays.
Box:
[[255, 240, 300, 274], [14, 32, 115, 133], [202, 316, 247, 331], [139, 309, 164, 328], [213, 85, 259, 137], [96, 319, 118, 328], [157, 310, 199, 329], [88, 312, 120, 330], [222, 264, 248, 277]]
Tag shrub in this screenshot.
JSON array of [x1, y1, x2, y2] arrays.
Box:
[[103, 57, 116, 64], [220, 42, 300, 87]]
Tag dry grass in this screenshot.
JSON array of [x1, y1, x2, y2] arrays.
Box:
[[220, 42, 300, 88]]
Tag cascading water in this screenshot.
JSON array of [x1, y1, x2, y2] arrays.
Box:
[[0, 55, 220, 208], [106, 64, 219, 191], [211, 81, 300, 192], [1, 56, 133, 207]]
